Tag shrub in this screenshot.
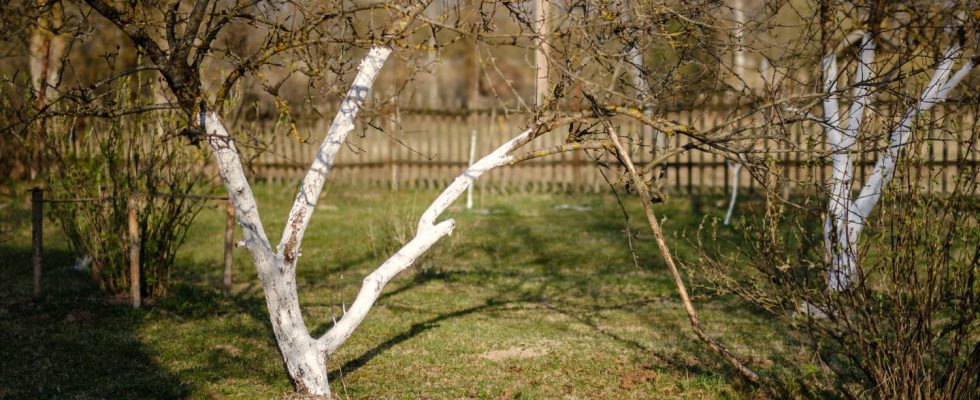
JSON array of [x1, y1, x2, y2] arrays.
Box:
[[43, 77, 210, 299], [693, 142, 979, 399]]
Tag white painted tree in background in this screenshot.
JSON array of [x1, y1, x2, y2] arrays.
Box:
[[723, 0, 752, 226], [27, 2, 68, 180], [625, 0, 667, 189], [820, 33, 973, 291]]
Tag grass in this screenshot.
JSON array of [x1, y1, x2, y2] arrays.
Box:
[[0, 184, 818, 399]]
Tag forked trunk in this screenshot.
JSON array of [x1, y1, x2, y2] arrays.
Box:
[[201, 42, 540, 395], [820, 36, 971, 291], [204, 111, 330, 394]]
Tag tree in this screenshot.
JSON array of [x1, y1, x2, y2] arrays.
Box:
[[5, 0, 434, 392], [56, 1, 650, 394], [818, 32, 972, 292], [766, 1, 976, 293], [689, 1, 978, 397], [14, 0, 909, 395]]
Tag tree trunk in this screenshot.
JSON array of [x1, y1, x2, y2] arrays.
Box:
[[723, 0, 749, 224], [204, 112, 327, 393], [202, 42, 543, 395], [822, 38, 970, 291], [534, 0, 550, 106], [28, 1, 67, 181]]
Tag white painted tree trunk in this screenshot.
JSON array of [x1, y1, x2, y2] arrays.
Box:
[[28, 4, 67, 180], [821, 37, 970, 291], [29, 7, 67, 104], [203, 46, 391, 395], [821, 34, 871, 290], [203, 44, 537, 395], [318, 128, 532, 354], [723, 161, 741, 225], [730, 0, 749, 92], [723, 0, 748, 223], [204, 112, 329, 394], [425, 5, 440, 107], [629, 44, 666, 159]]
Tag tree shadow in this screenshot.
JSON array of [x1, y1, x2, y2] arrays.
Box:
[[0, 244, 189, 399], [327, 299, 506, 381], [318, 206, 720, 382], [315, 194, 833, 397]]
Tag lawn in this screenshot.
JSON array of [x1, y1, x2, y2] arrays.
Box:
[[0, 184, 817, 399]]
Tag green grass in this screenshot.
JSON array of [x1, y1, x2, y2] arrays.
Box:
[[0, 185, 816, 399]]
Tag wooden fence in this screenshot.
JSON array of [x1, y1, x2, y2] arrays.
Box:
[[249, 106, 978, 194]]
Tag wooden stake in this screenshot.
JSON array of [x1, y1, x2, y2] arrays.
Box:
[[31, 187, 43, 297], [128, 194, 140, 308], [224, 200, 234, 296], [466, 129, 477, 209]]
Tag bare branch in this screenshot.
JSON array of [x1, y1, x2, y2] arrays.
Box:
[[602, 118, 761, 385], [277, 46, 391, 267], [319, 129, 533, 354]]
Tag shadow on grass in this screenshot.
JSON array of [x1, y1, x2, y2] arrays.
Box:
[[315, 194, 835, 398], [328, 299, 505, 381], [320, 210, 715, 381], [0, 245, 189, 399]]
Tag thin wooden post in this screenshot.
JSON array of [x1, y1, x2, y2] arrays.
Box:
[[31, 187, 43, 297], [571, 81, 583, 193], [223, 200, 234, 296], [391, 104, 400, 191], [466, 129, 477, 209], [128, 194, 140, 309]]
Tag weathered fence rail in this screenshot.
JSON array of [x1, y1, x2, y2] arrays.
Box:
[[247, 106, 977, 194]]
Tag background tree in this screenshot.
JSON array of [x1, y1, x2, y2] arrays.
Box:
[[692, 1, 978, 397]]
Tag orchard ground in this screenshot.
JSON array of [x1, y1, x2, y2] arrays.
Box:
[[0, 184, 828, 399]]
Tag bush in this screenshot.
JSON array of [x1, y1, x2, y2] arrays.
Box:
[[693, 148, 979, 398], [42, 78, 210, 299]]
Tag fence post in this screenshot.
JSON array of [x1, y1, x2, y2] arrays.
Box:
[[389, 106, 399, 191], [128, 194, 140, 309], [466, 129, 477, 209], [31, 187, 43, 297], [224, 200, 234, 296]]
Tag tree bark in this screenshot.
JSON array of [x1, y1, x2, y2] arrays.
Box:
[[723, 161, 741, 225], [28, 1, 67, 181], [319, 128, 532, 354], [204, 112, 327, 393], [723, 0, 749, 224], [206, 101, 534, 393]]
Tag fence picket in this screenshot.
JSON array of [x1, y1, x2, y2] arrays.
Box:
[[243, 107, 973, 194]]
